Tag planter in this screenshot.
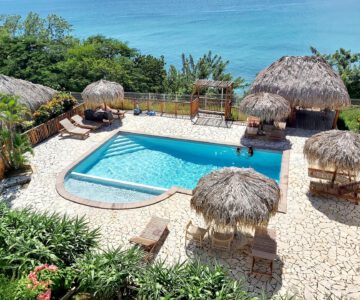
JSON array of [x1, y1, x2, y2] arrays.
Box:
[[0, 158, 5, 180]]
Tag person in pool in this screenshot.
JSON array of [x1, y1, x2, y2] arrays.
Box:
[[236, 146, 242, 155], [248, 146, 254, 156]]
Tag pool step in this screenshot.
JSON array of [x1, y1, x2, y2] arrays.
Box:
[[106, 143, 142, 154], [108, 140, 135, 148], [103, 146, 145, 158], [70, 172, 167, 194]]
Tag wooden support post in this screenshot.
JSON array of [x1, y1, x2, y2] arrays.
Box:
[[332, 110, 340, 129], [289, 107, 297, 127]]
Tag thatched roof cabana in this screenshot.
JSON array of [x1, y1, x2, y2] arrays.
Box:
[[0, 74, 56, 112], [239, 92, 291, 122], [190, 167, 280, 229], [250, 56, 350, 110], [81, 79, 124, 109], [304, 130, 360, 175]]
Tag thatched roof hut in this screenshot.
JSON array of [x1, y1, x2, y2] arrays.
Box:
[[250, 56, 350, 110], [0, 74, 56, 112], [304, 130, 360, 173], [191, 167, 280, 229], [239, 92, 291, 122], [81, 79, 124, 109]]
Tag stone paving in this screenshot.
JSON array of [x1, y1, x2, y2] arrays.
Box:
[[2, 114, 360, 299]]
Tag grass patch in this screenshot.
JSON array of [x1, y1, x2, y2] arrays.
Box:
[[338, 106, 360, 132]]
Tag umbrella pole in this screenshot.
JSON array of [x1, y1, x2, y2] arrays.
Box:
[[331, 168, 338, 186]]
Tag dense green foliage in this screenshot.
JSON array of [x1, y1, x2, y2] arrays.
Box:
[[32, 92, 77, 125], [0, 13, 243, 95], [0, 94, 33, 171], [136, 260, 254, 300], [0, 202, 99, 278], [311, 47, 360, 98]]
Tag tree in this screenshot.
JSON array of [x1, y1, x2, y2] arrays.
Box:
[[165, 51, 246, 95], [311, 47, 360, 98]]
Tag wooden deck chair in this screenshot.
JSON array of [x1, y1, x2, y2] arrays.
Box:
[[59, 118, 90, 139], [185, 221, 209, 247], [251, 227, 277, 276], [210, 229, 234, 251], [310, 181, 360, 204], [308, 168, 355, 183], [71, 114, 103, 131], [129, 217, 169, 255]]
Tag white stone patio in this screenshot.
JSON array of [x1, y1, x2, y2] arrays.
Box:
[[2, 114, 360, 299]]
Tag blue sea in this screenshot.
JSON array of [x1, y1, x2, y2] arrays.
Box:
[[1, 0, 360, 82]]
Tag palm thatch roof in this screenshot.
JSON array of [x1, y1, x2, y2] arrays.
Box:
[[190, 167, 280, 229], [0, 74, 56, 112], [250, 56, 350, 110], [304, 130, 360, 172], [239, 92, 291, 122], [81, 80, 124, 109]]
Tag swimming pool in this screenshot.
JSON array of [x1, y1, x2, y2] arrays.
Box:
[[59, 132, 283, 208]]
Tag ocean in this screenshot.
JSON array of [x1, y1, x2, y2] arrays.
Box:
[[1, 0, 360, 82]]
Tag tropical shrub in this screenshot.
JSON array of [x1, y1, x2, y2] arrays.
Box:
[[15, 264, 59, 300], [75, 247, 144, 299], [135, 260, 255, 300], [32, 92, 77, 125], [0, 202, 99, 278], [0, 94, 33, 171]]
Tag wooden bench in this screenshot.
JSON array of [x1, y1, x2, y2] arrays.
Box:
[[251, 228, 277, 276]]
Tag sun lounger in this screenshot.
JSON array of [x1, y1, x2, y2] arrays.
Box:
[[251, 227, 277, 276], [129, 217, 169, 254], [71, 114, 103, 131], [59, 118, 90, 139], [310, 181, 360, 204], [210, 229, 234, 251], [308, 168, 355, 183], [185, 221, 209, 247]]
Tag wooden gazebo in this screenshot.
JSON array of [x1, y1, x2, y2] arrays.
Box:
[[190, 79, 234, 121]]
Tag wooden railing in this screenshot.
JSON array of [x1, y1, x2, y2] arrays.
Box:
[[24, 103, 85, 146]]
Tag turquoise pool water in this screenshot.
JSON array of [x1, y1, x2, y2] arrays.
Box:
[[64, 134, 282, 203]]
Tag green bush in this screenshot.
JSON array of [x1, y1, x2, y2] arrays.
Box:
[[337, 106, 360, 132], [75, 247, 144, 299], [136, 260, 255, 300], [32, 92, 77, 126], [0, 202, 99, 278], [0, 275, 18, 300]]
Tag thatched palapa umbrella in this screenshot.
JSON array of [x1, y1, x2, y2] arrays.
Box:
[[304, 130, 360, 182], [81, 79, 124, 109], [250, 56, 350, 128], [239, 92, 291, 122], [0, 74, 56, 112], [191, 167, 280, 229]]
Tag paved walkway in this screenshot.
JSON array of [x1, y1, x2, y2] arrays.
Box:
[[2, 114, 360, 299]]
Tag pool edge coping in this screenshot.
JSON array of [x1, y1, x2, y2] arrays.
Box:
[[56, 128, 289, 210]]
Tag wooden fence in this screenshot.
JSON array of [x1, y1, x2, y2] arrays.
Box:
[[24, 103, 85, 146]]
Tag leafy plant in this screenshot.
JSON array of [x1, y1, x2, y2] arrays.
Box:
[[0, 94, 32, 171], [32, 92, 77, 125], [75, 247, 144, 299], [136, 260, 256, 300], [0, 202, 99, 278]]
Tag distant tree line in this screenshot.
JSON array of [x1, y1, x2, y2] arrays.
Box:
[[0, 13, 245, 95]]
